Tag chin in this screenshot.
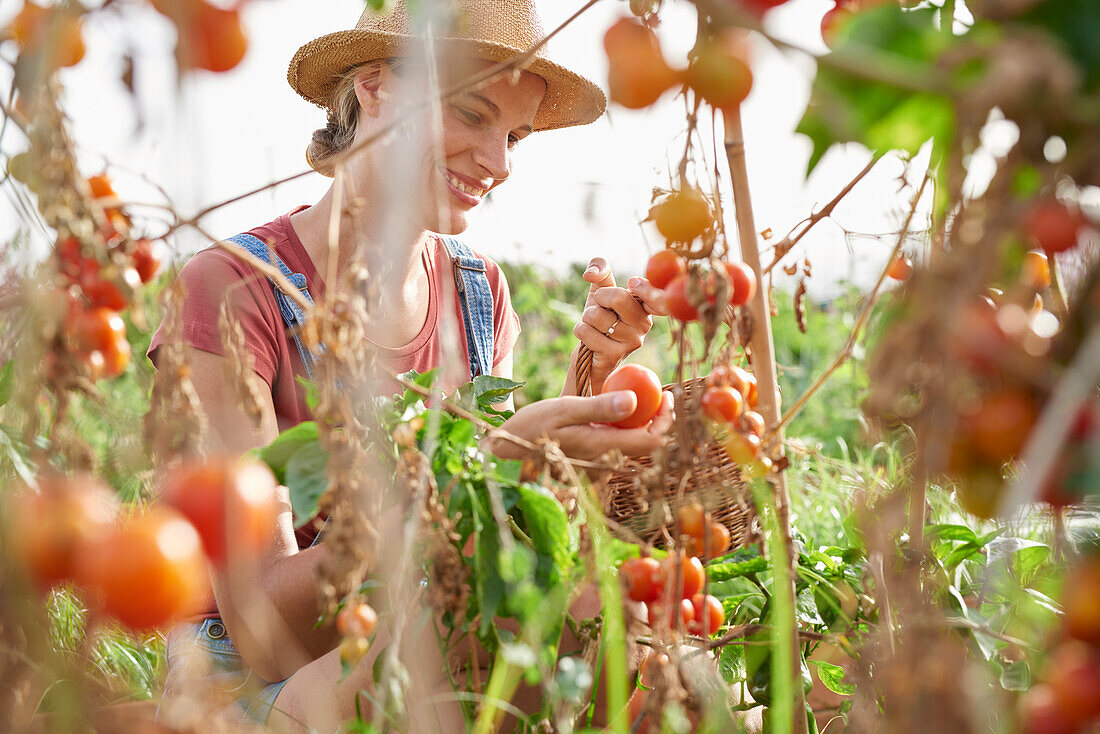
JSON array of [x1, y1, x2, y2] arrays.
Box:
[[427, 212, 470, 236]]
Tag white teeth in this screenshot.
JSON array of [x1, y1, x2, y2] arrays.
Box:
[[445, 171, 486, 198]]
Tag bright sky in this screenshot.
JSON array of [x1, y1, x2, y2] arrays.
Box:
[[0, 0, 940, 299]]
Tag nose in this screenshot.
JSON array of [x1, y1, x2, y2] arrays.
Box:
[[472, 130, 511, 182]]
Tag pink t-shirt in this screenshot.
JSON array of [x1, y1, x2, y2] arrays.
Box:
[[148, 206, 521, 433]]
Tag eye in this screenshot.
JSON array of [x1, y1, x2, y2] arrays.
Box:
[[507, 133, 521, 148], [454, 106, 481, 126]]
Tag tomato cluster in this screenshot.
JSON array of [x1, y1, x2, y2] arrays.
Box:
[[699, 364, 773, 478], [646, 247, 758, 325], [620, 552, 725, 637], [52, 174, 164, 381], [603, 18, 753, 113], [1019, 554, 1100, 734], [6, 458, 279, 631], [4, 1, 85, 71]]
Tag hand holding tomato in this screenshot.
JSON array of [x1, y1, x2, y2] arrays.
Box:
[[484, 389, 675, 462], [567, 257, 668, 395]]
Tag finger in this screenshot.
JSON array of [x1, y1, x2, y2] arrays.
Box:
[[551, 391, 637, 427], [581, 305, 621, 334], [573, 321, 625, 356], [583, 257, 616, 305], [593, 287, 651, 330], [626, 277, 670, 317]]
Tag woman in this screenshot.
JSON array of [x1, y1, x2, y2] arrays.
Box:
[[151, 1, 670, 730]]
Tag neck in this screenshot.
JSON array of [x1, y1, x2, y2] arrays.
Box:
[[292, 182, 431, 291]]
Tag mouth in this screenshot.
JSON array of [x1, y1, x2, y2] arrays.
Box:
[[442, 169, 489, 206]]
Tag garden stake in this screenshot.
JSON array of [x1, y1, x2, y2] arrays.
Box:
[[723, 106, 808, 734]]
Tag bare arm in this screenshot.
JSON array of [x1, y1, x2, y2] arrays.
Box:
[[178, 346, 339, 682]]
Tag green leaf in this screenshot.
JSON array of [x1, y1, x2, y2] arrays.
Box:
[[515, 483, 573, 586], [0, 360, 13, 407], [259, 422, 321, 485], [808, 659, 856, 696], [471, 375, 524, 408], [285, 441, 330, 528], [928, 524, 978, 544], [295, 376, 321, 412], [998, 659, 1030, 692]]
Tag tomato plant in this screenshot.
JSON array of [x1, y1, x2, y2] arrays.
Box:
[[601, 363, 663, 429]]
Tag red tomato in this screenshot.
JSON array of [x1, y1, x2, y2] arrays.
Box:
[[81, 266, 139, 311], [131, 238, 162, 284], [688, 594, 724, 636], [645, 249, 687, 290], [601, 364, 663, 429], [78, 507, 208, 630], [678, 503, 706, 538], [723, 261, 757, 306], [1018, 684, 1075, 734], [887, 254, 913, 281], [336, 602, 379, 639], [620, 557, 663, 603], [660, 552, 705, 601], [161, 457, 279, 567], [70, 307, 125, 355], [1063, 558, 1100, 647], [664, 274, 699, 322], [1025, 198, 1084, 255], [701, 385, 744, 424], [1046, 641, 1100, 726], [9, 475, 118, 592]]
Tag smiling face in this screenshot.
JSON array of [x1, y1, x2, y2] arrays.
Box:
[[352, 57, 546, 235]]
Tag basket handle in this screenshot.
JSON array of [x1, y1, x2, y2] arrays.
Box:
[[575, 344, 595, 396]]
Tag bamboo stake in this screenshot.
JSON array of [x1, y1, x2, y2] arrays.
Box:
[[723, 107, 808, 734]]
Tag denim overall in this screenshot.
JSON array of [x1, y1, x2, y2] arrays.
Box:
[[158, 232, 497, 725]]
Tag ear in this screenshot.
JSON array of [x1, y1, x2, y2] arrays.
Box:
[[352, 64, 386, 118]]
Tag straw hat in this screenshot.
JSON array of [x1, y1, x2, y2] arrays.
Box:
[[287, 0, 607, 131]]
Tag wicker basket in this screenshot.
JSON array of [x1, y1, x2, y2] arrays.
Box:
[[599, 375, 759, 550]]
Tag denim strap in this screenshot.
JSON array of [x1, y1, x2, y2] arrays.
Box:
[[227, 233, 318, 379], [437, 235, 495, 379]]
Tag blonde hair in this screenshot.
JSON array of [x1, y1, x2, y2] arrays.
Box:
[[305, 60, 396, 177]]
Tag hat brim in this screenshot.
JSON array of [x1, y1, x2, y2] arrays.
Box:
[[288, 30, 607, 132]]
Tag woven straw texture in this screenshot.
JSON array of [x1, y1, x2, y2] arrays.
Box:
[[603, 378, 758, 550], [287, 0, 606, 131]]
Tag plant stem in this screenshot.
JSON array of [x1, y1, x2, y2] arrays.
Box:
[[723, 106, 807, 734]]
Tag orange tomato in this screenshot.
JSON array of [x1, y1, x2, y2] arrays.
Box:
[[601, 364, 664, 429], [78, 507, 208, 630], [659, 552, 705, 601], [701, 385, 744, 424], [722, 432, 762, 465], [677, 503, 706, 538], [336, 602, 379, 639], [969, 388, 1039, 461], [1022, 250, 1051, 290], [653, 189, 712, 244], [8, 1, 85, 69], [603, 18, 678, 109], [887, 254, 913, 281], [161, 457, 279, 567], [687, 594, 724, 636], [8, 475, 118, 592], [87, 174, 116, 200], [177, 2, 249, 73], [723, 261, 757, 306], [740, 410, 766, 438], [645, 249, 687, 290]]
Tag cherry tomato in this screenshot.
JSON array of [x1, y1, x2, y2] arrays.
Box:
[[678, 503, 706, 538], [1022, 250, 1051, 290], [660, 552, 705, 601], [620, 556, 663, 603], [161, 457, 279, 568], [8, 475, 118, 592], [723, 261, 757, 306], [645, 249, 687, 290], [653, 189, 712, 244], [701, 385, 744, 424], [703, 521, 731, 557], [1019, 684, 1075, 734], [69, 307, 131, 379], [131, 238, 162, 283], [887, 254, 913, 281], [601, 363, 663, 429], [740, 410, 766, 438], [1025, 198, 1084, 255], [685, 32, 753, 111], [1046, 641, 1100, 726], [78, 507, 208, 630], [603, 18, 677, 109], [969, 388, 1039, 461], [1063, 557, 1100, 647], [722, 432, 762, 465], [664, 274, 699, 322], [688, 594, 724, 636], [183, 3, 249, 73], [336, 602, 379, 639], [87, 174, 116, 200]]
